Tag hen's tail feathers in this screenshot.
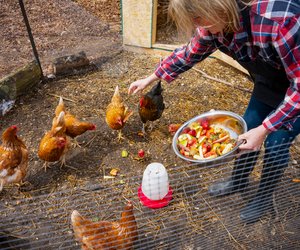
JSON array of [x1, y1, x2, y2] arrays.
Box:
[[150, 80, 163, 95], [120, 201, 135, 223], [71, 210, 86, 234], [71, 210, 83, 226], [124, 201, 133, 210], [52, 111, 65, 132], [114, 85, 119, 95], [59, 96, 64, 106], [113, 85, 120, 97], [55, 96, 65, 116], [71, 210, 92, 241], [112, 85, 122, 103]]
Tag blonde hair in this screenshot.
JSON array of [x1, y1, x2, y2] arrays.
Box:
[[168, 0, 254, 38]]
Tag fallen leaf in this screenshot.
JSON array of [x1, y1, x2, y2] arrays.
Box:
[[110, 168, 119, 176], [121, 150, 128, 158]]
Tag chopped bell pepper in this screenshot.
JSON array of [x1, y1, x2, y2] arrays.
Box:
[[211, 143, 221, 152]]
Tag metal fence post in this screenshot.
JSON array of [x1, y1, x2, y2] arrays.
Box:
[[18, 0, 43, 77]]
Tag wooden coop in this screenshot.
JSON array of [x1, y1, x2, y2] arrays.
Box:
[[121, 0, 248, 75]]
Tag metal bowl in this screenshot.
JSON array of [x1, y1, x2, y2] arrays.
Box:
[[172, 110, 247, 165]]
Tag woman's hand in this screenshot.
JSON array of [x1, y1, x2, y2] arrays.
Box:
[[128, 73, 159, 95], [238, 124, 271, 151]]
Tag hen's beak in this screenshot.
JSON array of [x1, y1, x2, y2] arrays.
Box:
[[117, 119, 123, 126]]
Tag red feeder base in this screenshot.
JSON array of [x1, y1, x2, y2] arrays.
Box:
[[138, 185, 173, 209]]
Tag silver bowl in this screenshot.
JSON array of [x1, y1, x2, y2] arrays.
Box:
[[172, 110, 247, 165]]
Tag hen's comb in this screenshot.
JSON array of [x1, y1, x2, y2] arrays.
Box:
[[11, 125, 18, 130]]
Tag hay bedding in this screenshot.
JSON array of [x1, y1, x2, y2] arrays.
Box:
[[0, 0, 299, 249]]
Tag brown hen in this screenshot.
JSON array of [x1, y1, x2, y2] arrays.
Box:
[[71, 201, 138, 250], [0, 125, 28, 191], [106, 86, 133, 140], [55, 97, 96, 147], [38, 111, 70, 170]]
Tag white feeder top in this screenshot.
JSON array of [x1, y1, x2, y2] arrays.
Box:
[[142, 162, 169, 200], [144, 162, 166, 176]]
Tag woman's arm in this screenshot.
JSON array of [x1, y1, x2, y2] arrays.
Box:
[[154, 28, 217, 83], [128, 28, 216, 94], [263, 15, 300, 131], [128, 73, 159, 95]]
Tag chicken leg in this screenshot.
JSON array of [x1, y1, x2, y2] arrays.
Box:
[[118, 130, 124, 141], [42, 161, 50, 172], [142, 123, 147, 135], [0, 179, 4, 192]]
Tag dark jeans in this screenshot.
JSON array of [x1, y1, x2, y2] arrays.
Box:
[[233, 95, 300, 194]]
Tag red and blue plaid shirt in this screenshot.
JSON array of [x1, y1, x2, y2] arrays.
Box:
[[155, 0, 300, 131]]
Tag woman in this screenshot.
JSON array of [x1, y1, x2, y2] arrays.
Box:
[[128, 0, 300, 223]]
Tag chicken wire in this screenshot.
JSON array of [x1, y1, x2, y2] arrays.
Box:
[[0, 0, 122, 115], [0, 140, 299, 250], [1, 1, 300, 250]]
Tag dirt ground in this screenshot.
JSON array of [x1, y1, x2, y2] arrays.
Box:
[[0, 0, 299, 249], [0, 0, 121, 79]]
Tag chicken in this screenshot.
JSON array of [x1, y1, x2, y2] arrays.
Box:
[[138, 80, 165, 134], [106, 86, 133, 140], [38, 111, 69, 170], [55, 96, 96, 147], [71, 201, 138, 250], [0, 125, 28, 191]]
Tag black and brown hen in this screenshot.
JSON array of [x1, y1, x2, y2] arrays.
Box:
[[138, 80, 165, 134]]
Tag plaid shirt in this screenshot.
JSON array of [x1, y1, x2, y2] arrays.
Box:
[[155, 0, 300, 131]]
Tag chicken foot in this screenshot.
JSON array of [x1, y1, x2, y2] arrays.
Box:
[[60, 155, 67, 169], [42, 162, 50, 172], [59, 156, 77, 170], [15, 180, 31, 189], [141, 121, 154, 135], [71, 138, 81, 148], [148, 122, 154, 132], [118, 130, 124, 141], [142, 123, 147, 135], [42, 159, 75, 171]]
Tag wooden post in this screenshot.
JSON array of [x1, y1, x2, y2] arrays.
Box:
[[0, 61, 42, 100]]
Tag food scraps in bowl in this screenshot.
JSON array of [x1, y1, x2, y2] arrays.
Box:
[[176, 119, 237, 160]]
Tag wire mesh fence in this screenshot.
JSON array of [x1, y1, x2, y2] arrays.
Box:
[[0, 140, 299, 249], [1, 1, 300, 250]]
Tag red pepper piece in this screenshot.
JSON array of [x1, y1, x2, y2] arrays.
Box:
[[182, 127, 191, 134], [201, 119, 209, 130], [188, 129, 197, 137]]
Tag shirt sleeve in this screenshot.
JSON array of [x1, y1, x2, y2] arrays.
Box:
[[154, 28, 217, 83], [263, 15, 300, 131]]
